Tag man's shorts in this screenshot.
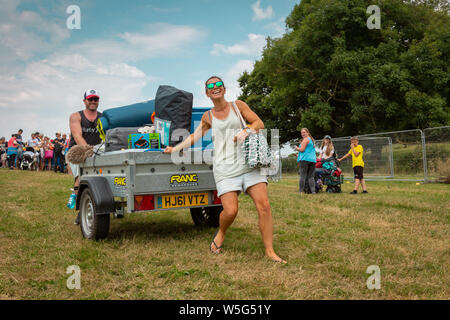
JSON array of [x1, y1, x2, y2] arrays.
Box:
[[215, 169, 268, 198], [353, 166, 364, 180], [69, 162, 80, 180]]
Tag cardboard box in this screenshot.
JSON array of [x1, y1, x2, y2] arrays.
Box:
[[128, 133, 161, 150], [148, 133, 161, 149]]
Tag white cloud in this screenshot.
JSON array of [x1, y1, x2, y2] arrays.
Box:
[[265, 18, 286, 37], [57, 23, 206, 64], [0, 2, 69, 64], [211, 34, 266, 56], [226, 60, 255, 84], [118, 23, 206, 59], [0, 9, 204, 138], [252, 0, 274, 21], [0, 54, 152, 136], [224, 60, 255, 101], [192, 60, 255, 109]]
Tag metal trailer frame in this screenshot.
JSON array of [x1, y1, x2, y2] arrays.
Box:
[[76, 149, 222, 240]]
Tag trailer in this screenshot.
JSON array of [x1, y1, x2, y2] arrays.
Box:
[[76, 149, 222, 240]]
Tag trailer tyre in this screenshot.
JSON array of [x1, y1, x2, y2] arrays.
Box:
[[79, 188, 110, 240], [190, 206, 222, 228]]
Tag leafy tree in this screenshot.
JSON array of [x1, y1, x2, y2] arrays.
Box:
[[239, 0, 450, 144]]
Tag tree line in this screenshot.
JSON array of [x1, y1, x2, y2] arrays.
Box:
[[238, 0, 450, 144]]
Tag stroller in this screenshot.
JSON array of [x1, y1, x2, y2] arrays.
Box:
[[21, 147, 38, 171], [305, 157, 343, 193], [319, 158, 343, 193]]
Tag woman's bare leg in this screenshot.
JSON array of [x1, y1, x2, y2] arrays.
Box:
[[211, 191, 239, 253], [246, 182, 286, 263]]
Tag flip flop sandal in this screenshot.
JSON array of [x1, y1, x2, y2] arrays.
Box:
[[210, 229, 223, 254]]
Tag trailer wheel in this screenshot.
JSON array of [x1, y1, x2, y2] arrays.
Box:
[[190, 206, 222, 228], [79, 188, 110, 240]]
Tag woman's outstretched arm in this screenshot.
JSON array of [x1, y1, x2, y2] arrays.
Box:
[[164, 111, 211, 153]]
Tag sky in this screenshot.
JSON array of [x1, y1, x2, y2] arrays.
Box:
[[0, 0, 299, 142]]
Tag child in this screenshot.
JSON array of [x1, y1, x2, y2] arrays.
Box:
[[338, 136, 368, 194]]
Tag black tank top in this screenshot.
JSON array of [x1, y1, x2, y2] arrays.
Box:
[[69, 110, 103, 149]]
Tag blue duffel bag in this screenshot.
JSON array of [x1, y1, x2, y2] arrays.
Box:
[[98, 100, 155, 140]]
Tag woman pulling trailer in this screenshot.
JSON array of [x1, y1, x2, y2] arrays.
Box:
[[164, 76, 286, 264]]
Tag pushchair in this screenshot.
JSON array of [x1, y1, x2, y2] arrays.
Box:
[[21, 147, 38, 171], [320, 158, 343, 193], [304, 157, 343, 193]]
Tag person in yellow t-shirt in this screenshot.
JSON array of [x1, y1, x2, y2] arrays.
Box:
[[338, 136, 368, 194]]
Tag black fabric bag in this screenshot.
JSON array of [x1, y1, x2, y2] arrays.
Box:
[[155, 85, 193, 147], [105, 127, 140, 152]]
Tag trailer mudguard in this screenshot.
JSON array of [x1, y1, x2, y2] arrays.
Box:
[[76, 176, 115, 215]]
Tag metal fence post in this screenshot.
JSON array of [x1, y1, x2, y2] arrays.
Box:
[[420, 130, 428, 182], [388, 137, 394, 178]]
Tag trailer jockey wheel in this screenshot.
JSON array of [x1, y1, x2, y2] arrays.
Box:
[[190, 206, 222, 228], [79, 188, 110, 240]]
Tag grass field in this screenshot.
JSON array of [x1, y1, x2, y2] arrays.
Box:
[[0, 169, 449, 299]]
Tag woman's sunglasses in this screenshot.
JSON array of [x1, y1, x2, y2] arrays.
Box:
[[206, 81, 224, 90]]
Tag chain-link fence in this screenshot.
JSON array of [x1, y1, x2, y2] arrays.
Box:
[[281, 126, 450, 182], [423, 126, 450, 182], [351, 129, 425, 181], [332, 136, 394, 179]]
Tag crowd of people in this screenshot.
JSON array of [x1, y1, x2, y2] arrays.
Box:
[[0, 129, 70, 173]]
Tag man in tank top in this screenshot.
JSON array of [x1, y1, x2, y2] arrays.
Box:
[[68, 89, 103, 224]]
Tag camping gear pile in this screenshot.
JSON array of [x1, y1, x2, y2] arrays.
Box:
[[97, 85, 194, 152]]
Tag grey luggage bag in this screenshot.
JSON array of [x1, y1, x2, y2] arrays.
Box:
[[105, 127, 140, 152]]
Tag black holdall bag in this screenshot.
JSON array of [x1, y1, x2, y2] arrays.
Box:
[[155, 85, 193, 147], [105, 127, 140, 152]]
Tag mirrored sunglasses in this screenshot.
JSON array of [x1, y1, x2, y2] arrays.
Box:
[[206, 81, 224, 90]]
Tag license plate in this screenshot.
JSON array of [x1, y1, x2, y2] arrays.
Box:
[[156, 192, 208, 209]]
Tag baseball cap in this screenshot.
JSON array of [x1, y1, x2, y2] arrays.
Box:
[[84, 89, 100, 100], [324, 135, 331, 140]]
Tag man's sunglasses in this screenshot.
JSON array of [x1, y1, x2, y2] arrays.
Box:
[[87, 97, 99, 102], [206, 81, 224, 90]]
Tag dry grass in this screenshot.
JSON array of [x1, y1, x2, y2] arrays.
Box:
[[0, 170, 449, 299], [430, 158, 450, 183]]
